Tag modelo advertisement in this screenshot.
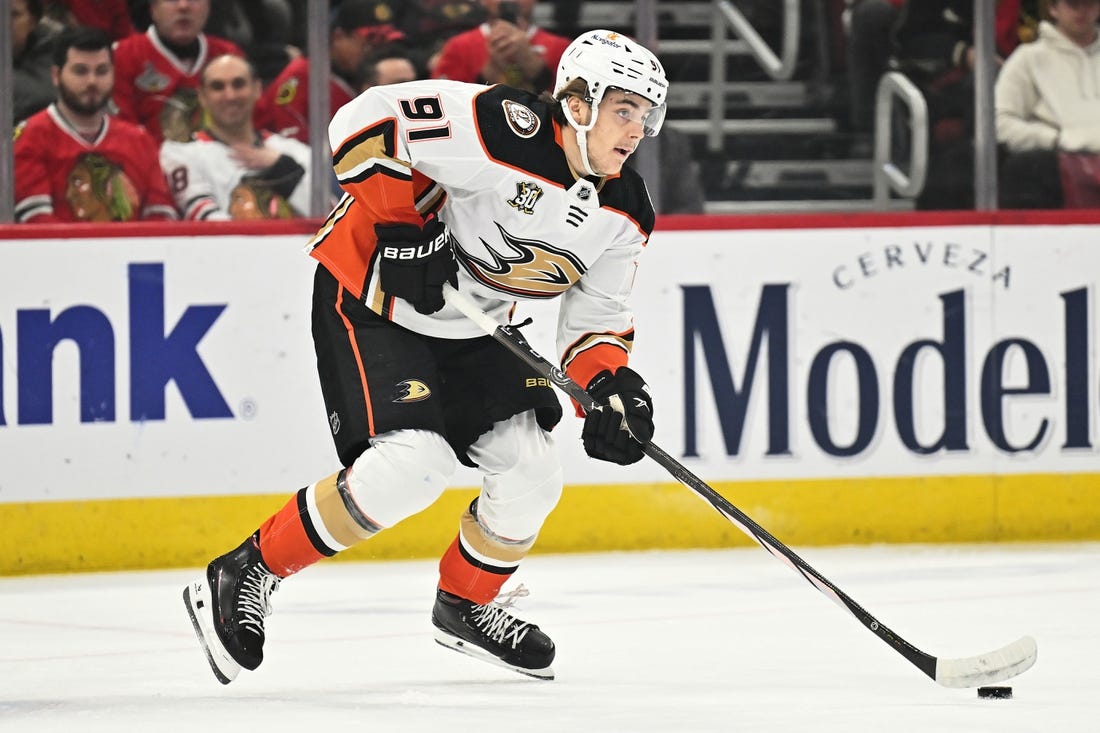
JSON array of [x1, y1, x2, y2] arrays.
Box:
[[1, 223, 1097, 503]]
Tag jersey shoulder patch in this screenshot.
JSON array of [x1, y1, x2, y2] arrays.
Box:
[[473, 86, 569, 184]]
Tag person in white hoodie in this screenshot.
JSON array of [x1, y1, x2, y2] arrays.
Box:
[[995, 0, 1100, 207]]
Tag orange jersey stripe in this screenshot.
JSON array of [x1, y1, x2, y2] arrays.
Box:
[[335, 287, 377, 436]]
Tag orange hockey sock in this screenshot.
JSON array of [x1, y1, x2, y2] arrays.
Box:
[[256, 489, 331, 577], [437, 503, 532, 604], [256, 470, 381, 577]]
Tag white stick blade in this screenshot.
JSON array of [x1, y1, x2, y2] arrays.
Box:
[[935, 635, 1038, 688]]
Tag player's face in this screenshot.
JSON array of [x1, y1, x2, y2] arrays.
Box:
[[199, 57, 260, 129], [582, 90, 651, 176], [151, 0, 210, 47], [53, 48, 114, 117]]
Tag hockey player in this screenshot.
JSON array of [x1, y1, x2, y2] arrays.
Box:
[[184, 29, 667, 683], [252, 0, 407, 142], [160, 54, 317, 221]]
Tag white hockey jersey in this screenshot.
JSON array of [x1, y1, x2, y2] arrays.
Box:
[[307, 79, 656, 388], [160, 130, 314, 220]]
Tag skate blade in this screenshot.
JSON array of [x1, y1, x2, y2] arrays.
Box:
[[183, 583, 240, 685], [433, 628, 554, 680]]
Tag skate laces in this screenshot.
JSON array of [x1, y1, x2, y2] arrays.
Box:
[[238, 565, 280, 635], [472, 585, 531, 649]]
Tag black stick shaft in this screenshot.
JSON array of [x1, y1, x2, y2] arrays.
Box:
[[486, 319, 939, 681]]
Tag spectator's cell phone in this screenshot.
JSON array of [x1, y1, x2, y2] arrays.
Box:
[[498, 1, 519, 24]]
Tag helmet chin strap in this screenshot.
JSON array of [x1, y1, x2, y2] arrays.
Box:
[[560, 98, 600, 178]]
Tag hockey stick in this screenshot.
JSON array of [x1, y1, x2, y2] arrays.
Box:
[[442, 283, 1037, 688]]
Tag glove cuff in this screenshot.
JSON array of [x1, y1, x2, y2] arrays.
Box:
[[587, 366, 646, 403]]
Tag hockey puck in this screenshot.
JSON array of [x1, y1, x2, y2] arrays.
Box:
[[977, 686, 1013, 699]]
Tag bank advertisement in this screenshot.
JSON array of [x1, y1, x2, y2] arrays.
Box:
[[1, 222, 1097, 504]]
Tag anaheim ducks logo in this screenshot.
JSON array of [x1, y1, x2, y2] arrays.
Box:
[[502, 100, 540, 138], [393, 379, 431, 403], [457, 223, 587, 298]]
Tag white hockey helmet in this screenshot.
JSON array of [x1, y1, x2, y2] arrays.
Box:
[[554, 29, 669, 138]]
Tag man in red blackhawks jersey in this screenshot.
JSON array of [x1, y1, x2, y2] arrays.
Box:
[[184, 30, 668, 683], [14, 26, 177, 223], [252, 0, 406, 143], [111, 0, 243, 143]]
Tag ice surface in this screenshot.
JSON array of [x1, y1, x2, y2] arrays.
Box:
[[1, 544, 1097, 732]]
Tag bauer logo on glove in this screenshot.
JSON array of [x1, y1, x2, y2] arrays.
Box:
[[376, 217, 458, 315], [380, 224, 450, 260]]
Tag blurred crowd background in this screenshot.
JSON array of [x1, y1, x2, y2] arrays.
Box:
[[6, 0, 1100, 221]]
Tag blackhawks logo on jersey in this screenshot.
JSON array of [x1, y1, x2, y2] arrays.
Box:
[[275, 77, 300, 106], [65, 153, 141, 222]]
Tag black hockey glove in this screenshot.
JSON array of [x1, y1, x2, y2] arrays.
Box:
[[582, 366, 654, 465], [375, 217, 458, 315]]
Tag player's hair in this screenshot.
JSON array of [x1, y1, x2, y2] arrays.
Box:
[[539, 78, 589, 126], [52, 26, 113, 68]]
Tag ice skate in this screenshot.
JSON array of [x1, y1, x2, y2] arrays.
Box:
[[432, 586, 555, 680], [183, 533, 280, 684]]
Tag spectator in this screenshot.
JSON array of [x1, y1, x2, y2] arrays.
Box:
[[845, 0, 905, 141], [398, 0, 486, 75], [202, 0, 299, 85], [252, 0, 405, 143], [550, 0, 583, 38], [160, 54, 317, 220], [358, 45, 419, 91], [13, 26, 178, 223], [112, 0, 245, 143], [13, 0, 61, 124], [55, 0, 135, 40], [996, 0, 1100, 208], [891, 0, 1027, 209], [431, 0, 569, 92]]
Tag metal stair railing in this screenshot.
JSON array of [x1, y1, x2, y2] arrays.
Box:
[[707, 0, 801, 151], [872, 72, 929, 207]]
